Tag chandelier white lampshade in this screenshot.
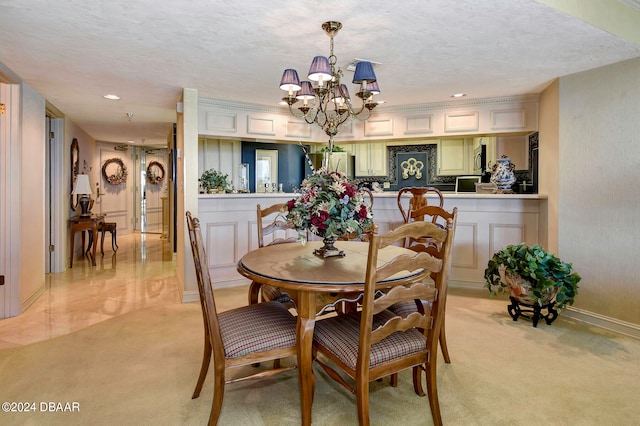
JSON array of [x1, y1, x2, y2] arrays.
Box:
[[278, 21, 381, 147], [72, 174, 94, 217]]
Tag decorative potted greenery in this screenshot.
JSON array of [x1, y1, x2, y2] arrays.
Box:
[[484, 243, 581, 325], [199, 169, 230, 193]]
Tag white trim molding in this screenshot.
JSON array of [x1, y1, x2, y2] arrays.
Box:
[[564, 307, 640, 340]]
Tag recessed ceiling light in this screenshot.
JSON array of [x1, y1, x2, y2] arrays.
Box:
[[103, 94, 120, 100], [346, 58, 382, 72], [451, 93, 467, 98]]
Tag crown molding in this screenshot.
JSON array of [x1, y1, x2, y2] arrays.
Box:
[[199, 94, 540, 116]]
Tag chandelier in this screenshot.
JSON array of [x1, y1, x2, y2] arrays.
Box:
[[279, 21, 381, 148]]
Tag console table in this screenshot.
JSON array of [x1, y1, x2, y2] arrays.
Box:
[[68, 215, 104, 267]]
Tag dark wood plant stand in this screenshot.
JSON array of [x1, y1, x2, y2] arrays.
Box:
[[507, 296, 558, 327]]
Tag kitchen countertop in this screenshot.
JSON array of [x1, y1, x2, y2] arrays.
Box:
[[199, 192, 547, 200]]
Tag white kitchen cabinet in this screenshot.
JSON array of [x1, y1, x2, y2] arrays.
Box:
[[437, 138, 472, 175], [354, 142, 387, 176]]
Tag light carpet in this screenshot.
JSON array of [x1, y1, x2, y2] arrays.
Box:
[[1, 289, 639, 425]]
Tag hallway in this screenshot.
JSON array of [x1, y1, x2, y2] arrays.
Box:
[[0, 233, 180, 349]]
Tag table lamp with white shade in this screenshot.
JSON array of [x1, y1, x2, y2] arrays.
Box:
[[72, 174, 94, 217]]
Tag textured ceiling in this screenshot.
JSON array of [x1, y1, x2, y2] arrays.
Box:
[[1, 0, 639, 147]]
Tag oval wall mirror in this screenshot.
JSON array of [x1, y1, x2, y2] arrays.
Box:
[[70, 138, 79, 210]]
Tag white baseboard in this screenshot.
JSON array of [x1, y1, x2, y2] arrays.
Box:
[[449, 280, 485, 291], [21, 282, 46, 313], [451, 280, 640, 340], [181, 277, 251, 303], [563, 307, 640, 340]]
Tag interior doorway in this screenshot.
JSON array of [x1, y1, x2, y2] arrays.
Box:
[[134, 147, 168, 233]]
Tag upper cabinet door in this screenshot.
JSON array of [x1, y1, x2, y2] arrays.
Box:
[[354, 142, 387, 176], [437, 138, 470, 175]]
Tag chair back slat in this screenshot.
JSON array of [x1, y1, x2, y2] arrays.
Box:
[[371, 308, 433, 345], [404, 205, 456, 252], [374, 252, 441, 284], [257, 203, 298, 248], [373, 283, 437, 313]]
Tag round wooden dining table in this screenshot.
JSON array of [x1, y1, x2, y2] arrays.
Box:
[[237, 240, 423, 426]]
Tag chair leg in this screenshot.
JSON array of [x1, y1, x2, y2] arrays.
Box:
[[85, 231, 94, 256], [426, 361, 443, 426], [439, 317, 451, 364], [209, 370, 226, 426], [100, 230, 106, 256], [390, 373, 398, 387], [111, 229, 118, 251], [412, 366, 425, 396], [192, 338, 212, 399], [356, 375, 370, 426]]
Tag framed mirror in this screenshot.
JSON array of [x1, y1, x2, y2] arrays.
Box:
[[70, 138, 79, 210], [255, 149, 278, 193]]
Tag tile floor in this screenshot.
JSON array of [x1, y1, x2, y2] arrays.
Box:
[[0, 232, 182, 349]]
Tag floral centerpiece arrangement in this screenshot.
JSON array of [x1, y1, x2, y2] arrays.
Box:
[[285, 167, 373, 256]]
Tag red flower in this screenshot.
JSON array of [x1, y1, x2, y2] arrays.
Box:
[[343, 183, 356, 197], [286, 199, 296, 211], [310, 210, 330, 229], [358, 205, 368, 220]]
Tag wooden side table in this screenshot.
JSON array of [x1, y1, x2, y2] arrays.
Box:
[[68, 215, 104, 267]]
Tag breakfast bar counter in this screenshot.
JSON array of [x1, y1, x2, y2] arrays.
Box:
[[193, 191, 547, 299]]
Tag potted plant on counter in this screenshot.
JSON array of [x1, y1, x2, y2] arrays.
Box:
[[199, 169, 230, 193], [484, 243, 581, 327]]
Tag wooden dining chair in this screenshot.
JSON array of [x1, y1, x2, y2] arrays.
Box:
[[248, 203, 299, 305], [391, 205, 458, 367], [186, 212, 298, 425], [312, 220, 455, 426], [396, 186, 444, 223]]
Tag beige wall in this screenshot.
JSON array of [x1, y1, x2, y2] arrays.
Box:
[[19, 84, 46, 308], [177, 88, 199, 302], [64, 121, 97, 263], [557, 57, 640, 325], [538, 80, 559, 252]]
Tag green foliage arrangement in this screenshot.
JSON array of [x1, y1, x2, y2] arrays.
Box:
[[484, 243, 581, 310], [199, 169, 230, 192], [319, 145, 345, 153]]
